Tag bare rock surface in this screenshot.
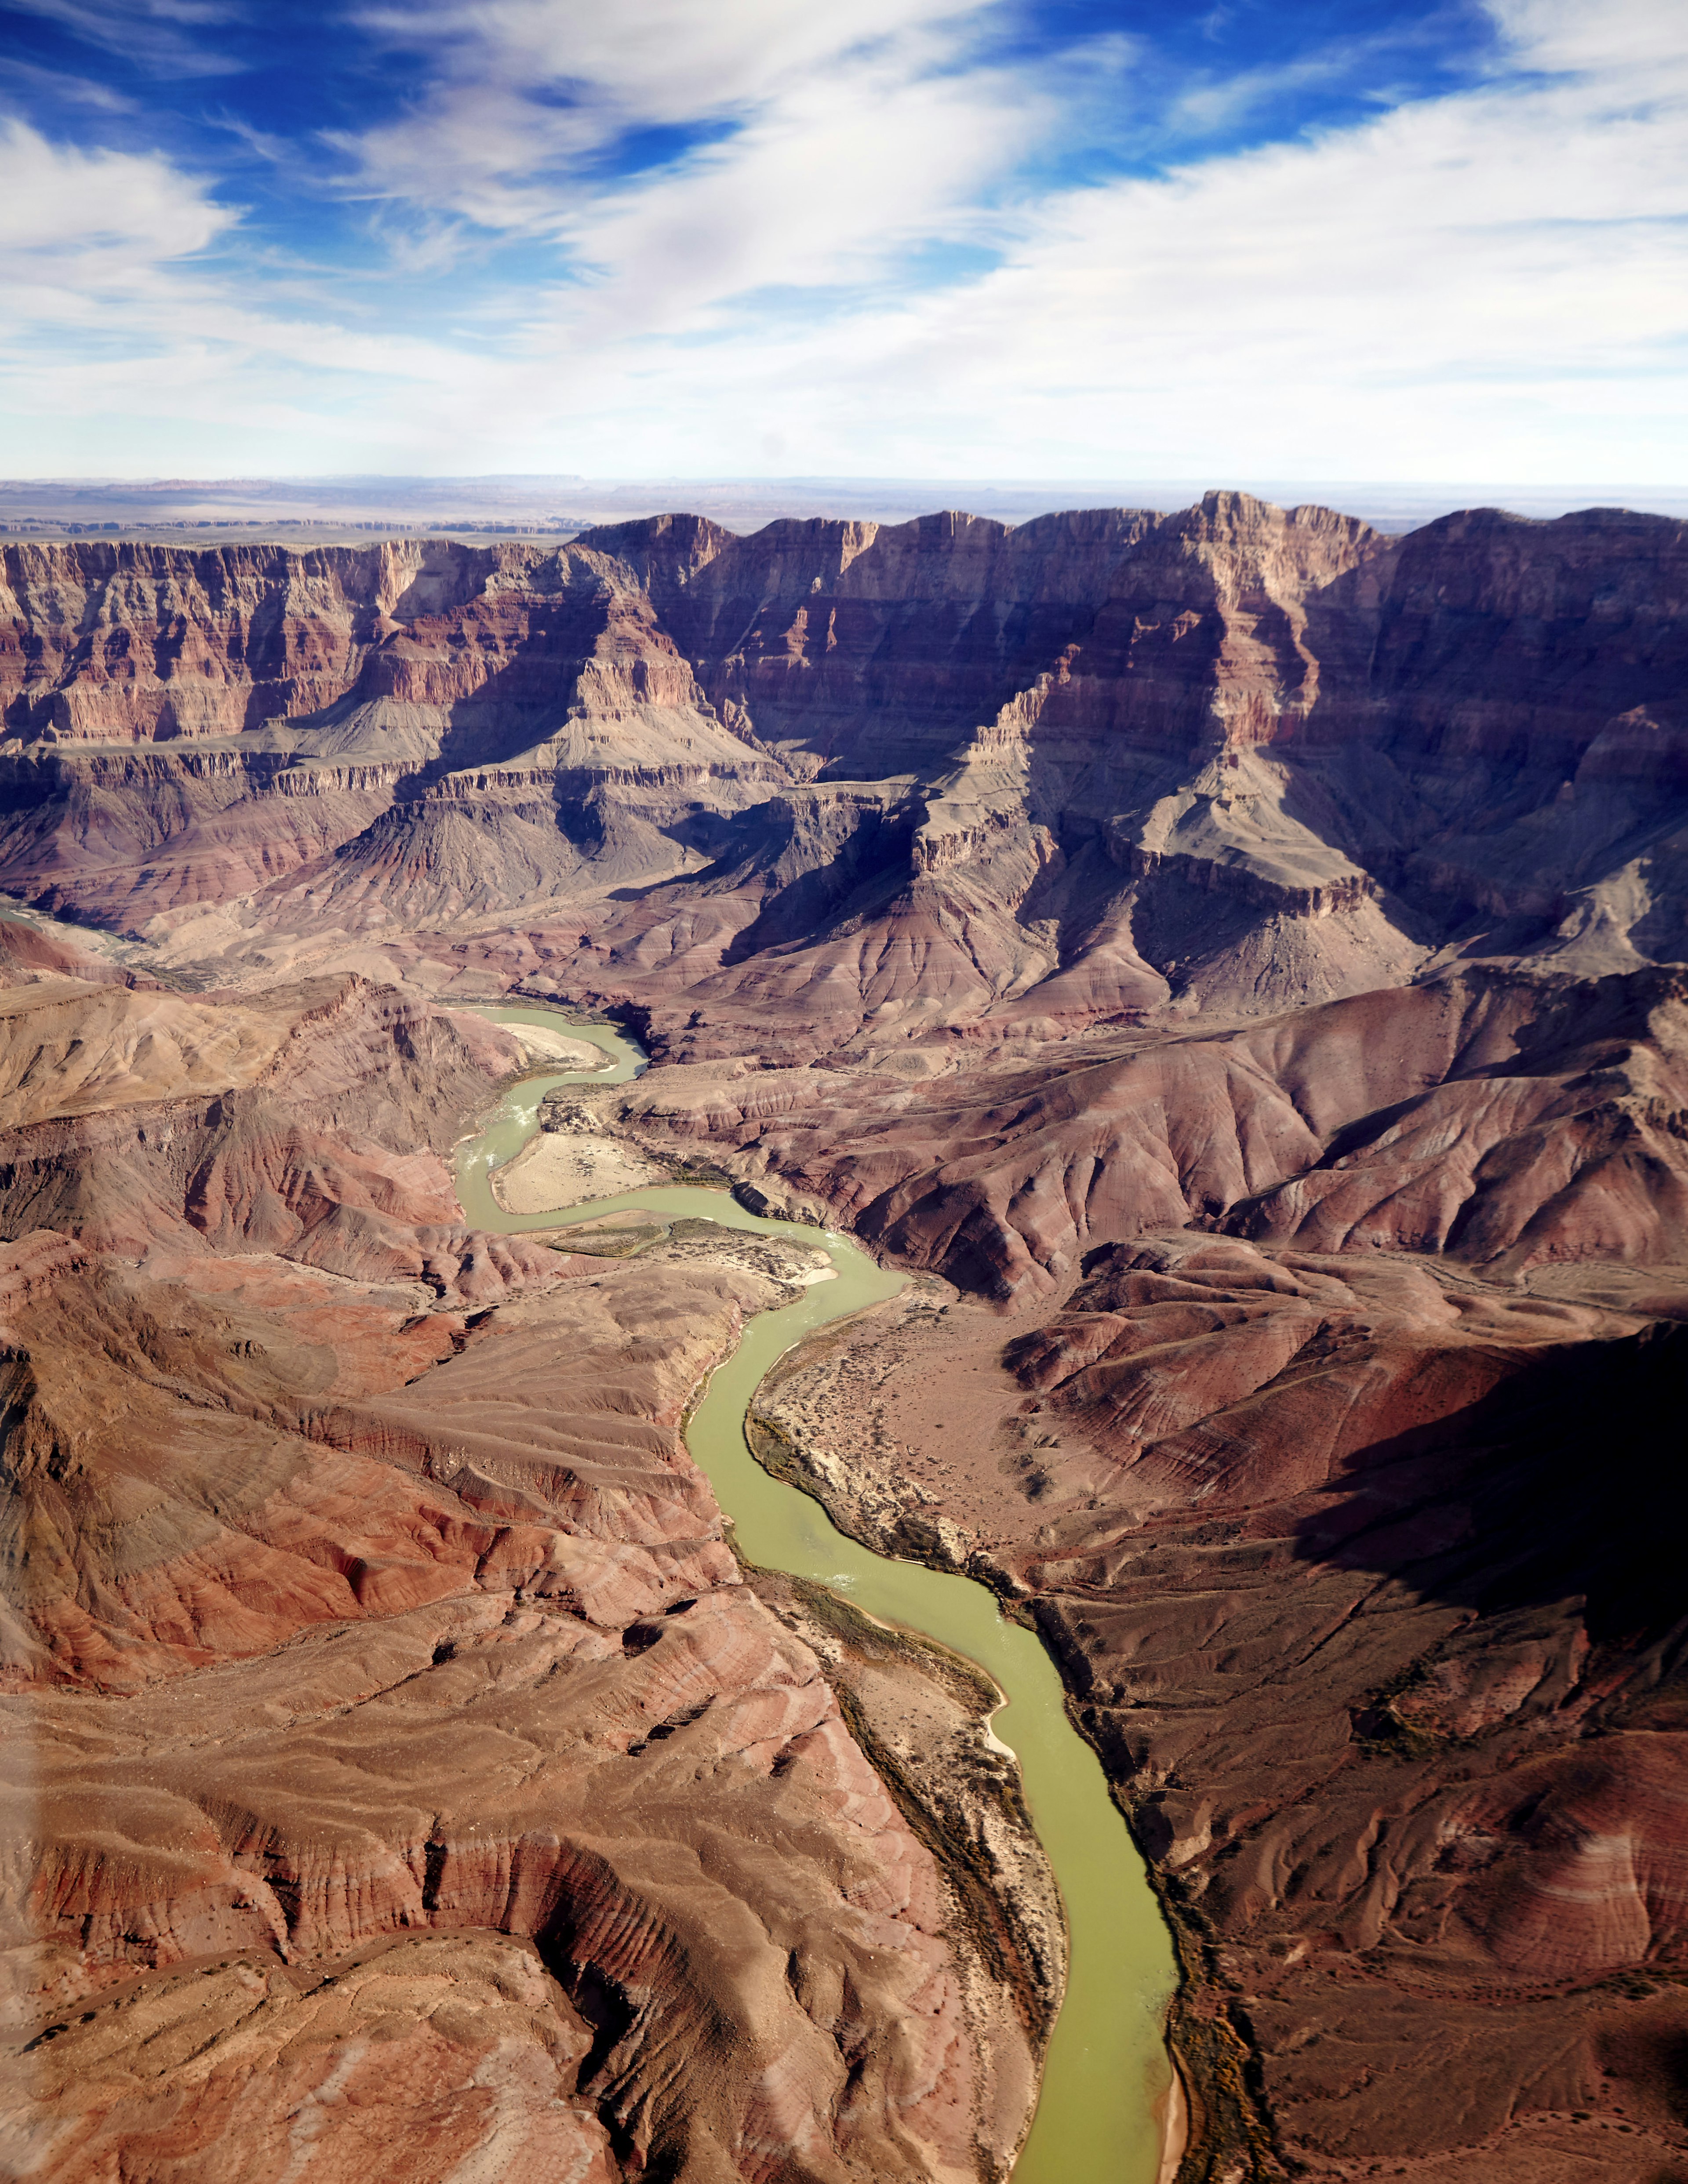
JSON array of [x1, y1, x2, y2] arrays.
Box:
[[621, 961, 1688, 1308], [746, 1567, 1067, 2170], [745, 1241, 1688, 2180], [3, 493, 1688, 2182], [2, 1933, 620, 2184], [0, 971, 554, 1293], [0, 497, 1684, 1048], [0, 970, 1050, 2184]]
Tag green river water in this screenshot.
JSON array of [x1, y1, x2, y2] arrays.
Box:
[[455, 1005, 1177, 2184]]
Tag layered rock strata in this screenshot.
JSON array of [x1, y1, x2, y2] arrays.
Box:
[[603, 960, 1688, 1306], [743, 1240, 1688, 2181], [0, 498, 1683, 1043], [2, 491, 1687, 2183], [0, 978, 1050, 2184]]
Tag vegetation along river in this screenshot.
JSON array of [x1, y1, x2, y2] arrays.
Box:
[[455, 1003, 1178, 2184]]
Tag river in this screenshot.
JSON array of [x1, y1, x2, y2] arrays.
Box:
[[455, 1003, 1178, 2184]]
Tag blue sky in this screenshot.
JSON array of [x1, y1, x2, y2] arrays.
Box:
[[0, 0, 1684, 481]]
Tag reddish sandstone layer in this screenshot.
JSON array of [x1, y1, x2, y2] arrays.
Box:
[[0, 536, 725, 748], [0, 498, 1683, 1043], [0, 977, 1044, 2184], [5, 1933, 621, 2184], [0, 972, 550, 1288], [0, 1231, 1032, 2182], [615, 962, 1688, 1306], [747, 1239, 1688, 2181], [2, 494, 1687, 2183]]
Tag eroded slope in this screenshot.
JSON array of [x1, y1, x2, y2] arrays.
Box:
[[1, 497, 1684, 1046], [2, 493, 1687, 2183], [745, 1239, 1688, 2182], [0, 978, 1050, 2184]]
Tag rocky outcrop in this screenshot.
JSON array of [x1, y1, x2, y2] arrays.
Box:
[[0, 906, 145, 988], [660, 506, 1157, 777], [0, 973, 558, 1289], [1, 496, 1684, 1038], [0, 1223, 1045, 2181], [2, 1932, 622, 2184], [1016, 1237, 1688, 2179], [0, 536, 727, 754], [741, 1239, 1688, 2180], [619, 963, 1688, 1306], [0, 973, 1049, 2184], [4, 491, 1688, 2183], [0, 539, 400, 741]]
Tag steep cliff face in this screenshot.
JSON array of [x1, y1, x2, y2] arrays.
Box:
[[0, 533, 776, 937], [2, 500, 1685, 1028], [662, 506, 1156, 776], [0, 531, 756, 762], [0, 540, 382, 741]]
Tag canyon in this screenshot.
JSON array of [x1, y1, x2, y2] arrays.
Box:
[[0, 491, 1684, 2183]]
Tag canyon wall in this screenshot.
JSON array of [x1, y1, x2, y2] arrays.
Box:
[[0, 975, 1048, 2184], [1, 498, 1684, 1029], [1, 494, 1685, 2183], [743, 1230, 1688, 2181]]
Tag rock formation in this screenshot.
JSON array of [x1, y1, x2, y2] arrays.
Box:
[[1, 491, 1686, 2182], [618, 959, 1688, 1304], [744, 1239, 1688, 2180], [0, 984, 1048, 2184], [2, 496, 1684, 1025]]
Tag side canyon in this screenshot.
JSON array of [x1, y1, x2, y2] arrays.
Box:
[[0, 492, 1684, 2184]]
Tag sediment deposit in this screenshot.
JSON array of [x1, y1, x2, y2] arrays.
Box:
[[746, 1241, 1688, 2179]]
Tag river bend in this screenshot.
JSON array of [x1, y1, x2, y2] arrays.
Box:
[[455, 1004, 1177, 2184]]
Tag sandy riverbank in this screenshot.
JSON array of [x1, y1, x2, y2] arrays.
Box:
[[489, 1128, 666, 1212], [498, 1023, 613, 1071]]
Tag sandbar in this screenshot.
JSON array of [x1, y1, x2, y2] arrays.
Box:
[[490, 1128, 666, 1213]]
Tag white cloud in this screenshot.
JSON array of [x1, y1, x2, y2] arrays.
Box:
[[846, 0, 1688, 478], [348, 0, 996, 177], [1485, 0, 1684, 73], [1, 0, 1685, 484], [0, 120, 528, 471], [547, 62, 1046, 339], [329, 0, 1042, 287], [0, 117, 232, 267], [0, 57, 139, 113], [505, 0, 1687, 481]]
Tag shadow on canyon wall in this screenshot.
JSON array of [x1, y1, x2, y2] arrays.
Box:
[[1291, 1318, 1688, 1647]]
